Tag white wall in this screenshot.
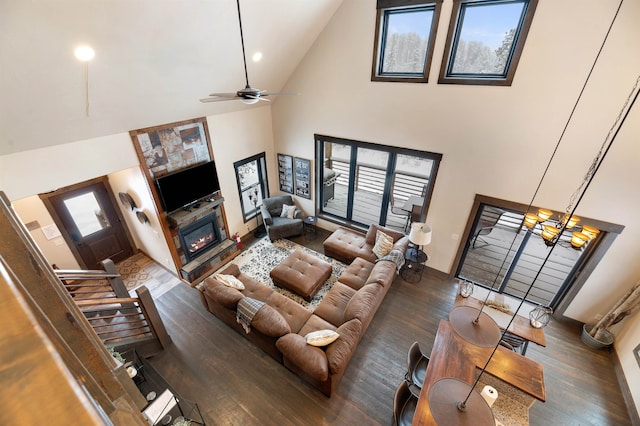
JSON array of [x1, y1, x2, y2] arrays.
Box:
[[206, 106, 277, 237], [0, 107, 276, 274], [271, 0, 640, 413], [108, 167, 175, 271]]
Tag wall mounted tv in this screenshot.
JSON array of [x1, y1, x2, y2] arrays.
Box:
[[155, 161, 221, 212]]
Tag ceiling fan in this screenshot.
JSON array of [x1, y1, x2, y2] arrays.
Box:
[[200, 0, 296, 104]]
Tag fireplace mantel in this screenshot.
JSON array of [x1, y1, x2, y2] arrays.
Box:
[[167, 197, 224, 229]]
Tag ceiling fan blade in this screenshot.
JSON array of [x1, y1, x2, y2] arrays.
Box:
[[207, 92, 238, 97], [261, 92, 299, 97], [200, 96, 239, 103]]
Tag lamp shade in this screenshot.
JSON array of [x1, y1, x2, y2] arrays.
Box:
[[524, 213, 539, 228], [563, 215, 580, 229], [571, 232, 589, 248], [541, 225, 560, 242], [581, 225, 600, 240], [537, 209, 553, 222], [409, 222, 432, 246]]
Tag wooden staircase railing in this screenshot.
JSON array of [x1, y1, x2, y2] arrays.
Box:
[[55, 259, 171, 357]]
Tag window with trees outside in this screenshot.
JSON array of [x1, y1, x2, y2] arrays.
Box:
[[371, 1, 443, 83], [233, 153, 269, 222], [439, 0, 538, 86]]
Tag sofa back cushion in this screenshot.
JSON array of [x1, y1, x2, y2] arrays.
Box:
[[202, 278, 243, 309], [251, 303, 292, 337], [343, 283, 384, 324], [265, 291, 313, 334], [313, 282, 356, 327], [365, 260, 397, 290]]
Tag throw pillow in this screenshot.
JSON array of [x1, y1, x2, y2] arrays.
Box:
[[372, 230, 394, 258], [216, 274, 245, 290], [280, 204, 297, 219], [305, 329, 340, 346]]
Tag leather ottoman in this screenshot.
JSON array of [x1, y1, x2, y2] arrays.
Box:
[[270, 248, 332, 301]]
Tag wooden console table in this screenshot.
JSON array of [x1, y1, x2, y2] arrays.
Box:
[[412, 320, 545, 425]]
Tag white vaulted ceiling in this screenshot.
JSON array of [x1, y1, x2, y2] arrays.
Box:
[[0, 0, 343, 155]]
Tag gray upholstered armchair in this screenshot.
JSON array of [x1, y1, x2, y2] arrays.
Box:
[[260, 195, 304, 241]]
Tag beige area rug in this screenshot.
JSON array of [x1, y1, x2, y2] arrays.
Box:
[[115, 252, 153, 290], [115, 252, 179, 299], [212, 238, 347, 311]]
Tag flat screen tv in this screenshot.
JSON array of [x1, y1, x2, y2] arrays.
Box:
[[155, 161, 220, 212]]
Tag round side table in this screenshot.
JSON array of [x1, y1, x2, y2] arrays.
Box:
[[401, 248, 428, 283], [303, 216, 318, 240]]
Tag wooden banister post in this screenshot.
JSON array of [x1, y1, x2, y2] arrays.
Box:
[[101, 258, 136, 312], [135, 286, 172, 349]]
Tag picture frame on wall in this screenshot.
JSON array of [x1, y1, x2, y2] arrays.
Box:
[[129, 117, 211, 179], [294, 157, 311, 199], [277, 154, 294, 194]]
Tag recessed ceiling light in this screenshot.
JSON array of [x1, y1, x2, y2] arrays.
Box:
[[74, 45, 95, 62], [252, 52, 262, 62]]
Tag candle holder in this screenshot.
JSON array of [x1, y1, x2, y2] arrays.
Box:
[[458, 279, 474, 298], [529, 305, 552, 328]]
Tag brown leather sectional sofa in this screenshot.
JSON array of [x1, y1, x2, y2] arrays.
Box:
[[198, 224, 409, 396]]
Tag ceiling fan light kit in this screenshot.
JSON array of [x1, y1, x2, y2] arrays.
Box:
[[200, 0, 296, 104]]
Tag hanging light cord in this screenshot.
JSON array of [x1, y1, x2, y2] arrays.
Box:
[[462, 73, 640, 408], [472, 0, 625, 322], [463, 0, 634, 407], [84, 62, 90, 117]]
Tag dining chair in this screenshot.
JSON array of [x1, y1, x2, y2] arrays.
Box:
[[393, 380, 420, 426], [405, 341, 430, 389]]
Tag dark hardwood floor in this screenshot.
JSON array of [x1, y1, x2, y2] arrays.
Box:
[[142, 230, 633, 426]]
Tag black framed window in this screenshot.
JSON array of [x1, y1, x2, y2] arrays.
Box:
[[233, 152, 269, 222], [371, 0, 443, 83], [439, 0, 538, 86], [316, 134, 442, 233]]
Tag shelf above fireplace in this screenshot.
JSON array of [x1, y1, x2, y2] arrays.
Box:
[[167, 196, 224, 229]]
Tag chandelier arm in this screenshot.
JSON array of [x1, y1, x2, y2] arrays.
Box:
[[561, 74, 640, 223]]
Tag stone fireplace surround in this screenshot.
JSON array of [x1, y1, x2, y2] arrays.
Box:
[[167, 197, 238, 283]]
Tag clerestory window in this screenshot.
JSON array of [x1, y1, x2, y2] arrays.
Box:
[[439, 0, 538, 86], [371, 0, 443, 83]]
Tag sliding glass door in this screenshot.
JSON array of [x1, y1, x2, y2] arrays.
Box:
[[316, 134, 442, 232]]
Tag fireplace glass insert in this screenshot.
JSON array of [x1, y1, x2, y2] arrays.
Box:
[[179, 213, 222, 263]]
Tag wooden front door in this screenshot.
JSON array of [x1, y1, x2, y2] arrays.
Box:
[[40, 176, 135, 269]]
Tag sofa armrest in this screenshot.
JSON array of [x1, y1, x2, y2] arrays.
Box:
[[392, 235, 410, 254], [276, 334, 329, 381], [260, 205, 273, 225], [326, 319, 363, 375]]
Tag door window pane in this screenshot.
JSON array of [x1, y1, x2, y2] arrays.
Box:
[[63, 192, 110, 237], [322, 142, 351, 218], [351, 148, 389, 227], [459, 204, 585, 306], [388, 154, 432, 232]]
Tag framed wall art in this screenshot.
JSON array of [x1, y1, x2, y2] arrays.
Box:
[[294, 157, 311, 199], [277, 154, 294, 194], [130, 117, 212, 179]]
